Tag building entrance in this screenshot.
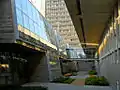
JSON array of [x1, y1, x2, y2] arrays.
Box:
[[0, 52, 28, 85]]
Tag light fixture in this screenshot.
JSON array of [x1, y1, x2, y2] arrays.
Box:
[[81, 43, 99, 46]]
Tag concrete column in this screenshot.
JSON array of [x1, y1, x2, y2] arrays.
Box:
[[116, 20, 119, 64], [26, 52, 49, 82], [45, 51, 52, 81]]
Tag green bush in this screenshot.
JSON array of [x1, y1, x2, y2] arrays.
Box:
[[63, 78, 75, 84], [98, 76, 109, 86], [52, 77, 75, 84], [88, 70, 97, 75], [85, 76, 109, 86]]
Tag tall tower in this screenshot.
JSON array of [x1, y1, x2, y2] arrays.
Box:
[[45, 0, 81, 48]]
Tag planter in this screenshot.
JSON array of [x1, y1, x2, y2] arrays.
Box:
[[85, 76, 109, 86], [88, 70, 97, 75], [52, 76, 75, 84], [84, 85, 112, 90]]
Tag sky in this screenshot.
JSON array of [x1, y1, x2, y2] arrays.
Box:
[[29, 0, 45, 16]]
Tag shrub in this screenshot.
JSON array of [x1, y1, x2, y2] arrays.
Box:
[[53, 77, 68, 83], [88, 70, 97, 75], [98, 76, 109, 86], [52, 76, 75, 84], [85, 76, 109, 86], [63, 78, 75, 84]]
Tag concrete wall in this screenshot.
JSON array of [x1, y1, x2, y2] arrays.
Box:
[[50, 69, 61, 80], [62, 63, 69, 73], [68, 61, 78, 71], [62, 60, 94, 73], [62, 61, 78, 73], [97, 1, 120, 89], [47, 51, 62, 81], [26, 52, 49, 82], [97, 1, 120, 90], [77, 61, 93, 71], [0, 0, 15, 43], [99, 56, 120, 90]]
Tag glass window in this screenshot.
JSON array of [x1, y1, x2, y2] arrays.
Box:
[[36, 11, 40, 23], [40, 27, 44, 39], [16, 8, 23, 25], [26, 0, 30, 14], [40, 26, 48, 41], [40, 20, 45, 30], [27, 1, 32, 18], [23, 14, 29, 29], [43, 27, 49, 41], [29, 19, 35, 32], [15, 0, 53, 43], [34, 10, 38, 23], [32, 7, 35, 22], [31, 5, 36, 21], [37, 26, 41, 36], [34, 23, 39, 35], [37, 17, 40, 26], [15, 0, 22, 9], [21, 0, 27, 14]]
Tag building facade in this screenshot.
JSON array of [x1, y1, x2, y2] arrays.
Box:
[[45, 0, 81, 48], [0, 0, 67, 85], [96, 1, 120, 89]]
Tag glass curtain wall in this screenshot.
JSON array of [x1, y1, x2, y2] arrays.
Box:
[[66, 48, 85, 59], [14, 0, 56, 44]]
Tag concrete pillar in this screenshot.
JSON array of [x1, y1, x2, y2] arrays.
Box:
[[26, 52, 49, 82]]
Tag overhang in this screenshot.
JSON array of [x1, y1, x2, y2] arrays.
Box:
[[64, 0, 117, 48]]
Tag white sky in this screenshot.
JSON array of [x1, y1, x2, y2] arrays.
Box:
[[29, 0, 45, 16]]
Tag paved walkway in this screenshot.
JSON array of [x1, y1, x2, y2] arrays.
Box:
[[70, 71, 88, 86], [22, 82, 112, 90], [71, 78, 85, 85], [22, 71, 112, 90]]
